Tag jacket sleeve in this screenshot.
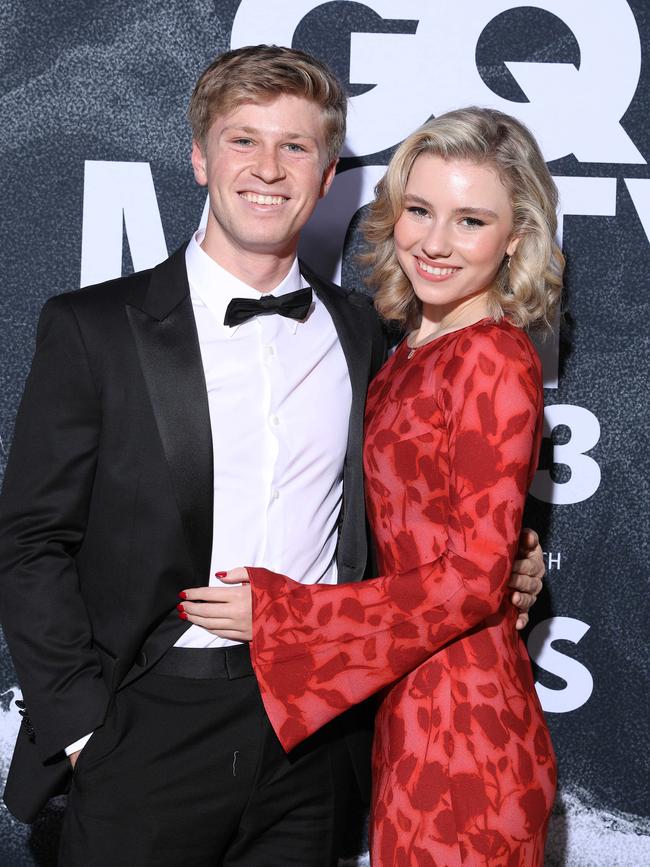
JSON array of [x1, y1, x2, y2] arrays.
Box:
[[0, 295, 109, 762], [248, 329, 543, 751]]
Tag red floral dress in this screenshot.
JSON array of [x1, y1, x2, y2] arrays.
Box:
[[247, 318, 557, 866]]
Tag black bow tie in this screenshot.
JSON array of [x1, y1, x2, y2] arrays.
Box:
[[223, 287, 313, 327]]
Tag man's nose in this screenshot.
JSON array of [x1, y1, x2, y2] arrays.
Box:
[[252, 147, 286, 183]]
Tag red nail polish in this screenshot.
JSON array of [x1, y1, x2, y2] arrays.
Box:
[[215, 571, 227, 578], [176, 603, 185, 612], [178, 612, 188, 620], [178, 591, 187, 600]]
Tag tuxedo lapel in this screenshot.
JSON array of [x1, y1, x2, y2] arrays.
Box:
[[300, 262, 374, 583], [300, 262, 371, 448], [126, 246, 213, 584]]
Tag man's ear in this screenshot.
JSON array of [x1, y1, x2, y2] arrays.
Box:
[[191, 140, 208, 187], [319, 158, 339, 199]]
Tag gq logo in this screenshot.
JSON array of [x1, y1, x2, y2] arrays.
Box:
[[231, 0, 643, 163]]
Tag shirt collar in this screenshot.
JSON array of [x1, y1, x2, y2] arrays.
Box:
[[185, 229, 308, 336]]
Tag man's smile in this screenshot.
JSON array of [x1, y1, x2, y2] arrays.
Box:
[[238, 191, 289, 206]]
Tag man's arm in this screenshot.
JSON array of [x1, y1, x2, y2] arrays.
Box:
[[0, 295, 109, 762]]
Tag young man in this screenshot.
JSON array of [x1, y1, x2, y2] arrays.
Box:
[[0, 45, 543, 866]]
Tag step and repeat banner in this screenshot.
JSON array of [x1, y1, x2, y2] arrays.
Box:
[[0, 1, 648, 864]]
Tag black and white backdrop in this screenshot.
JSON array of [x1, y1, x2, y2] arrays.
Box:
[[0, 1, 648, 864]]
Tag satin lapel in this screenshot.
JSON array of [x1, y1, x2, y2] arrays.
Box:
[[126, 247, 213, 583], [303, 266, 373, 582], [301, 265, 372, 450]]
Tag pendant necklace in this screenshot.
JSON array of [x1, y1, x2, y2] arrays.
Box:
[[406, 309, 469, 359], [406, 295, 487, 360]]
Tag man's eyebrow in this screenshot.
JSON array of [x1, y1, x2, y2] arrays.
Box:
[[222, 125, 318, 142]]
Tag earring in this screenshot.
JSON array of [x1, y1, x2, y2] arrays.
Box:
[[506, 254, 511, 270]]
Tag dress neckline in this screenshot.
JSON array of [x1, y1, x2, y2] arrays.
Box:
[[403, 316, 495, 359]]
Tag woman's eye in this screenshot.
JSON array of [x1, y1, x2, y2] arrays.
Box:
[[461, 216, 485, 228], [406, 206, 428, 218]]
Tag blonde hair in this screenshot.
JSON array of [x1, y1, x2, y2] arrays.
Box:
[[188, 45, 347, 165], [364, 107, 564, 330]]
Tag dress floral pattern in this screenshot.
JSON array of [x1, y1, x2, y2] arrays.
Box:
[[248, 318, 556, 866]]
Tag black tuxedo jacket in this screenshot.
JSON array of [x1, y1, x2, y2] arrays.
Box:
[[0, 245, 386, 823]]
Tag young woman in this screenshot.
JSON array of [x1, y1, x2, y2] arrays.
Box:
[[186, 108, 562, 866]]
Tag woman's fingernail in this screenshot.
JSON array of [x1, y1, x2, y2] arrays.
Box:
[[176, 603, 185, 612], [178, 612, 188, 620], [178, 591, 187, 600], [215, 571, 227, 578]]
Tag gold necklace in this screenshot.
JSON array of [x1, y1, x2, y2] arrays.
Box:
[[406, 296, 487, 360], [407, 333, 442, 359], [406, 313, 470, 359]]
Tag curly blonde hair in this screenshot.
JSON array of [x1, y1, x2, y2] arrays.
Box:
[[364, 107, 564, 331]]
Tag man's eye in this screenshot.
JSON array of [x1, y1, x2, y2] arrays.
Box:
[[284, 143, 306, 152], [233, 138, 254, 146]]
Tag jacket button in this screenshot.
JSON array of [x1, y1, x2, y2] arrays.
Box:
[[136, 650, 148, 667]]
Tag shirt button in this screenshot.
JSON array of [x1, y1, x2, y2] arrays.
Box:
[[271, 489, 280, 501], [265, 345, 275, 358], [270, 414, 280, 426]]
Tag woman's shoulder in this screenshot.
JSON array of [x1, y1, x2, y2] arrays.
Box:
[[437, 317, 541, 376], [430, 319, 543, 425]]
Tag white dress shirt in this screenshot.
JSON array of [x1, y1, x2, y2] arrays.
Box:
[[175, 230, 352, 648]]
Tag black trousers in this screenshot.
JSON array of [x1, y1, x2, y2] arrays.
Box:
[[58, 648, 338, 866]]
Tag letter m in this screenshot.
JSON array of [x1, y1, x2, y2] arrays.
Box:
[[80, 161, 168, 287]]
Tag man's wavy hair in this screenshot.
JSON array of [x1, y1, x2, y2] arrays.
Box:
[[363, 107, 564, 331], [188, 44, 347, 165]]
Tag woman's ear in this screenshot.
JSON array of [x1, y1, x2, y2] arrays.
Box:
[[506, 235, 521, 258]]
